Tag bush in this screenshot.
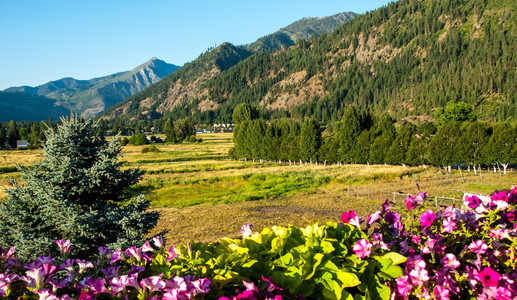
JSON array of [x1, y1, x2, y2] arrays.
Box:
[[141, 145, 160, 153], [128, 133, 148, 145]]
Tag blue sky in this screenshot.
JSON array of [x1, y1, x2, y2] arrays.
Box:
[[0, 0, 393, 90]]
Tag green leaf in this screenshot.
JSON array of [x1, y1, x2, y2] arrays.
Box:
[[301, 252, 324, 280], [336, 270, 361, 288], [378, 252, 407, 266]]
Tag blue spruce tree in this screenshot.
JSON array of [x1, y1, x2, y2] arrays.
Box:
[[0, 116, 159, 259]]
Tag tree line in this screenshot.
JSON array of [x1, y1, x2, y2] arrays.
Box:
[[230, 103, 517, 172]]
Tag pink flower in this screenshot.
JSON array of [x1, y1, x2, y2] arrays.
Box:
[[433, 285, 450, 300], [478, 267, 500, 287], [409, 268, 429, 286], [167, 246, 179, 262], [353, 239, 372, 259], [442, 217, 455, 233], [420, 210, 436, 227], [240, 223, 253, 237], [141, 241, 154, 253], [405, 192, 427, 211], [55, 240, 73, 255], [109, 249, 122, 266], [124, 246, 142, 262], [469, 240, 488, 254], [396, 276, 412, 298], [140, 275, 165, 292], [367, 211, 381, 225], [153, 236, 164, 248], [406, 254, 426, 271], [341, 210, 357, 224], [440, 253, 460, 272]]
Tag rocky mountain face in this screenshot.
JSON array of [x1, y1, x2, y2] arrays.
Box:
[[2, 58, 179, 120], [246, 12, 357, 52]]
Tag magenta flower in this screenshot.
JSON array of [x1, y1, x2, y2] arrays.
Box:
[[83, 277, 108, 294], [440, 253, 460, 271], [442, 217, 455, 233], [35, 289, 59, 300], [491, 190, 509, 202], [395, 276, 412, 298], [405, 255, 425, 271], [348, 215, 364, 229], [341, 210, 357, 224], [466, 195, 481, 209], [241, 223, 253, 237], [372, 233, 389, 250], [109, 249, 122, 266], [162, 290, 181, 300], [384, 211, 400, 224], [405, 192, 427, 211], [56, 240, 73, 255], [469, 240, 488, 255], [353, 239, 372, 258], [420, 210, 436, 227], [478, 267, 500, 287], [433, 285, 450, 300]]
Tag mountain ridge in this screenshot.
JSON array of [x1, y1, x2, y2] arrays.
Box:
[[2, 57, 180, 120]]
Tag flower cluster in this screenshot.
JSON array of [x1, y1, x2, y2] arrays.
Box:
[[0, 236, 210, 299], [366, 187, 517, 299]]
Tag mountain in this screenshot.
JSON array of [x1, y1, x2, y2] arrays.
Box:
[[246, 12, 357, 52], [102, 43, 252, 120], [3, 58, 179, 120], [101, 12, 357, 122], [0, 91, 69, 122], [103, 0, 516, 124]]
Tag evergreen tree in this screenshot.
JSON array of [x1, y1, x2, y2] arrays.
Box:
[[300, 118, 322, 162], [455, 121, 491, 172], [0, 124, 6, 149], [0, 116, 159, 259], [164, 119, 177, 143], [427, 122, 462, 171], [7, 120, 20, 149], [339, 106, 362, 163]]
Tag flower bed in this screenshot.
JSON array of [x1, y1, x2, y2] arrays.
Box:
[[0, 188, 515, 299]]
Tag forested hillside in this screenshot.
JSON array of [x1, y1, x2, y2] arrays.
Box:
[[103, 0, 516, 125]]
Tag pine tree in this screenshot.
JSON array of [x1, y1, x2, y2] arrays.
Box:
[[0, 116, 159, 259], [300, 118, 322, 162]]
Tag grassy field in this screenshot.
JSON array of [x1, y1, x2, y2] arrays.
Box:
[[1, 132, 516, 247]]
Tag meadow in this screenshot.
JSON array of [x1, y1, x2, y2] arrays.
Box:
[[1, 132, 515, 247]]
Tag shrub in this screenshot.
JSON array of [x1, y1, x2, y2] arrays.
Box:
[[141, 145, 160, 154]]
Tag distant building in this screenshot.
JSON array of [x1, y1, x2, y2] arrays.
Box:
[[16, 140, 29, 148]]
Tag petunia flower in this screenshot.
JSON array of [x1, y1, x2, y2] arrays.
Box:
[[440, 253, 460, 272], [140, 275, 165, 292], [395, 276, 412, 298], [163, 276, 187, 292], [153, 236, 164, 249], [124, 246, 143, 262], [420, 210, 436, 227], [469, 240, 488, 255], [167, 245, 179, 262], [433, 285, 450, 300], [109, 249, 122, 266], [76, 260, 94, 274], [341, 210, 357, 224], [353, 239, 372, 259], [55, 240, 73, 255], [98, 247, 112, 259], [409, 268, 429, 286], [240, 223, 253, 237], [442, 217, 455, 233], [141, 241, 154, 253], [478, 267, 501, 287]]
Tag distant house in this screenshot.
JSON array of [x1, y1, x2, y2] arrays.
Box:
[[17, 140, 29, 148]]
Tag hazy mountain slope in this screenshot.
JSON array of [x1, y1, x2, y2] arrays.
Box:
[[246, 12, 357, 52], [3, 58, 179, 119], [0, 92, 69, 122]]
